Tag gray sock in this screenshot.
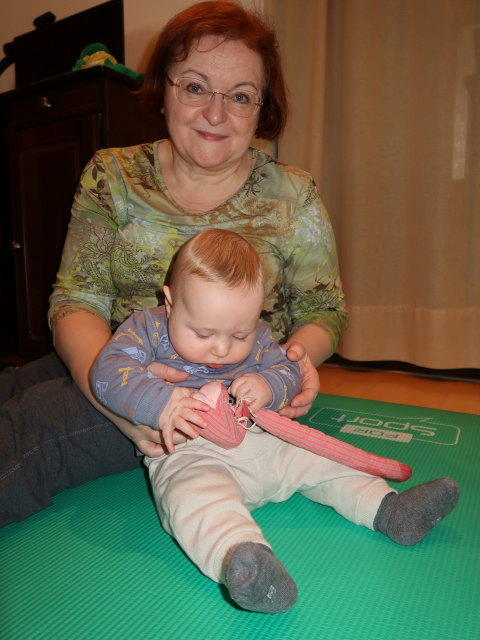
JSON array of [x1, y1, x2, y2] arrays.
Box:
[[374, 477, 460, 545], [225, 542, 298, 613]]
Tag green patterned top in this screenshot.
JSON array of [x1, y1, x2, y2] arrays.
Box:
[[49, 141, 347, 348]]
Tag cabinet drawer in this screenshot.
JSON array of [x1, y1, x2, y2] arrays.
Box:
[[6, 77, 104, 129]]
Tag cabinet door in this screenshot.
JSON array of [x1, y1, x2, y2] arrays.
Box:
[[9, 113, 100, 359], [0, 128, 19, 364]]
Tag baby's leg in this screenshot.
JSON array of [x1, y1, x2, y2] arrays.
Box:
[[297, 458, 394, 529], [147, 447, 297, 613], [294, 449, 459, 544], [148, 451, 263, 579]]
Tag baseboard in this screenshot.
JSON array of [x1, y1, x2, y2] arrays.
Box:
[[326, 354, 480, 383]]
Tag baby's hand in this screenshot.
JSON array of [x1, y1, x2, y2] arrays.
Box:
[[158, 387, 209, 454], [229, 373, 272, 413]]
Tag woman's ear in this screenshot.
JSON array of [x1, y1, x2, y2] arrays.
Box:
[[163, 285, 173, 317]]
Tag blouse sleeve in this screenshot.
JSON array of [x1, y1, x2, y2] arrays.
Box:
[[48, 151, 120, 333], [285, 177, 348, 351]]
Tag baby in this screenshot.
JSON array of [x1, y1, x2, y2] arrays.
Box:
[[91, 229, 459, 614]]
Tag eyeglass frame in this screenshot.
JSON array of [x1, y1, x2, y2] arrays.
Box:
[[166, 75, 263, 117]]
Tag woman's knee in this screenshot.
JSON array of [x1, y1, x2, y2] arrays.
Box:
[[0, 353, 68, 404], [0, 376, 140, 517]]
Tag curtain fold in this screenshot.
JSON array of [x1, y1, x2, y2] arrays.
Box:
[[274, 0, 480, 369], [270, 0, 328, 179]]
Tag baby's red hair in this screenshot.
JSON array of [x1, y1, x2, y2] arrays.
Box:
[[170, 229, 263, 293]]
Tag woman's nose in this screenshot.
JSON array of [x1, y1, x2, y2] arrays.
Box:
[[202, 93, 228, 125]]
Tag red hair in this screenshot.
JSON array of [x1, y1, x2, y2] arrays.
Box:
[[169, 229, 263, 293], [141, 0, 288, 140]]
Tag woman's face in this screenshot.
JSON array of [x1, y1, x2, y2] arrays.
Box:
[[163, 35, 264, 174]]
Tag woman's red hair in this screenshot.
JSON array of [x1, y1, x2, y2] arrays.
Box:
[[140, 0, 288, 140]]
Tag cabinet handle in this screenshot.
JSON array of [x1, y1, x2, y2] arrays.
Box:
[[11, 240, 22, 250], [40, 96, 52, 109]]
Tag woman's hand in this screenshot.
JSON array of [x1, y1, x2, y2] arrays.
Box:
[[279, 341, 320, 418], [147, 361, 190, 383], [115, 419, 197, 457]]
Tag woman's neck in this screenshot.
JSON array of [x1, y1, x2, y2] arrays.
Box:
[[158, 141, 252, 214]]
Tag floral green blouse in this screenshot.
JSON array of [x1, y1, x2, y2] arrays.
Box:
[[49, 141, 347, 348]]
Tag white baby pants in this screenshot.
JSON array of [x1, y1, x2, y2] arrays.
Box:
[[145, 429, 394, 582]]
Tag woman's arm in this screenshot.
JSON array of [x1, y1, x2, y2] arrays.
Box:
[[277, 177, 347, 417], [285, 323, 334, 368], [279, 324, 332, 419], [49, 150, 190, 455], [90, 308, 208, 452], [53, 311, 190, 455], [284, 179, 348, 357]]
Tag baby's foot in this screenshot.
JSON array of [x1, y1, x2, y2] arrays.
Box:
[[374, 477, 460, 545], [225, 542, 297, 613]]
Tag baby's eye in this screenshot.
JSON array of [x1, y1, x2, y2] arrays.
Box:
[[194, 332, 210, 340], [233, 335, 248, 341]]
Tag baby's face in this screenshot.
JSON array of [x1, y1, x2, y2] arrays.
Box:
[[166, 276, 263, 368]]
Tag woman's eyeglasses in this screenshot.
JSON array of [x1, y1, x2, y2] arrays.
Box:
[[167, 76, 263, 117]]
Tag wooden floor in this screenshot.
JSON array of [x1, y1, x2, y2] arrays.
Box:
[[317, 364, 480, 415]]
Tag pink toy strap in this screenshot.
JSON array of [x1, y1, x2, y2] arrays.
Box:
[[195, 384, 411, 481], [251, 406, 411, 481]]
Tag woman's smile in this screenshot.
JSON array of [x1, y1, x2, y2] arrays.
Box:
[[195, 129, 228, 142]]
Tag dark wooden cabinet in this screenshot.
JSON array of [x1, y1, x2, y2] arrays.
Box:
[[0, 66, 166, 362]]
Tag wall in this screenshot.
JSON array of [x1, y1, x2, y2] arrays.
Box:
[[0, 0, 265, 94]]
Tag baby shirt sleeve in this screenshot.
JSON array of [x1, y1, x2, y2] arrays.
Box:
[[252, 323, 302, 412], [90, 308, 174, 428]]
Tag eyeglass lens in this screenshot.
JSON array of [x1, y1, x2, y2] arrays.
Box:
[[173, 77, 261, 116]]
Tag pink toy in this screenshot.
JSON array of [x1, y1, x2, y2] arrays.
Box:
[[193, 382, 411, 482]]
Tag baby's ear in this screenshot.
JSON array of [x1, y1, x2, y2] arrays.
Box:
[[163, 286, 173, 317]]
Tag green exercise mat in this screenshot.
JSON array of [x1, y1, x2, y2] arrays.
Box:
[[1, 394, 479, 640]]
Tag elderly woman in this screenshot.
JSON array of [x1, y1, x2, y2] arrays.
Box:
[[1, 0, 347, 526], [50, 2, 347, 445], [1, 5, 457, 599]]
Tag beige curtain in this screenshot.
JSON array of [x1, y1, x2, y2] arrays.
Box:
[[273, 0, 480, 369]]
